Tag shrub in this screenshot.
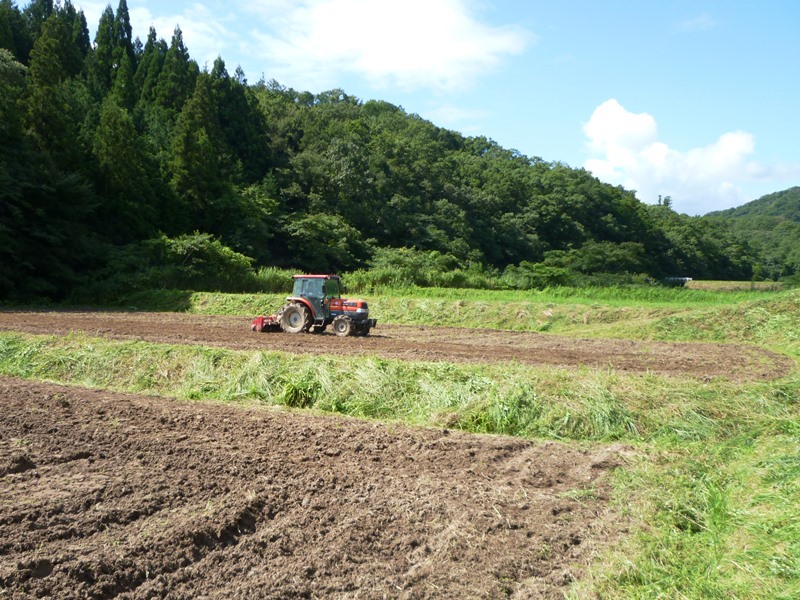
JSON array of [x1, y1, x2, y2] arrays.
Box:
[[75, 233, 264, 301]]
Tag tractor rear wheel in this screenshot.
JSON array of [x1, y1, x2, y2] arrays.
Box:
[[332, 315, 353, 337], [281, 303, 312, 334]]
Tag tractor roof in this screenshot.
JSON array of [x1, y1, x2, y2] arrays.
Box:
[[292, 274, 341, 280]]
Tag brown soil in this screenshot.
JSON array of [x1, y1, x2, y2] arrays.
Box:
[[0, 377, 626, 598], [0, 310, 792, 381]]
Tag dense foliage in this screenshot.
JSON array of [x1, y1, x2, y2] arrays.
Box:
[[706, 187, 800, 281], [0, 0, 791, 299]]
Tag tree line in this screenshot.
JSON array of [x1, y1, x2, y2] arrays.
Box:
[[0, 0, 783, 299]]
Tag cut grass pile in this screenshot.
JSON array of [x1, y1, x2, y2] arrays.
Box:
[[4, 331, 792, 443]]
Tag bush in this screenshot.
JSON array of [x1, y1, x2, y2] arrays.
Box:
[[344, 247, 500, 292], [74, 233, 265, 301], [254, 266, 295, 293], [500, 262, 575, 289]]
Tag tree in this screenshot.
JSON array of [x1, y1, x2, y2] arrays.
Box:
[[285, 213, 372, 272], [0, 49, 29, 295], [112, 0, 134, 76], [109, 47, 135, 109], [93, 98, 158, 242], [88, 4, 114, 95], [25, 12, 88, 167], [22, 0, 52, 43], [155, 25, 196, 113], [134, 27, 167, 103], [69, 3, 90, 63], [167, 73, 227, 230], [0, 0, 16, 56], [55, 1, 86, 77], [210, 56, 269, 182], [1, 47, 98, 299]]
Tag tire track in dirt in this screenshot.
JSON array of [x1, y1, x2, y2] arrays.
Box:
[[0, 310, 792, 381]]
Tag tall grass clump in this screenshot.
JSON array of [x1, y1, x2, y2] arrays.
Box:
[[254, 266, 295, 293]]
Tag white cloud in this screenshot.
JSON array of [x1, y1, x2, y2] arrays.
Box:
[[74, 1, 106, 35], [130, 4, 234, 71], [243, 0, 530, 92], [582, 99, 794, 215], [77, 0, 528, 90]]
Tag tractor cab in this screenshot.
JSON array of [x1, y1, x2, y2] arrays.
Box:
[[290, 274, 340, 321]]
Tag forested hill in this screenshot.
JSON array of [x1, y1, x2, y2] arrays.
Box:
[[0, 0, 786, 299], [708, 187, 800, 221], [705, 187, 800, 280]]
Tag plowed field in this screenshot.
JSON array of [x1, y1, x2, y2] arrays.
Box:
[[0, 378, 623, 598], [0, 309, 790, 597], [0, 310, 792, 380]]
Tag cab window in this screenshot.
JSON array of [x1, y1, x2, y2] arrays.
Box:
[[325, 278, 340, 299], [293, 277, 325, 297]]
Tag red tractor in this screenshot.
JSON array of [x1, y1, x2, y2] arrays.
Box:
[[251, 274, 376, 337]]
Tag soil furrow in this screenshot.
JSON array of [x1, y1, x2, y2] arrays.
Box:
[[0, 377, 624, 598]]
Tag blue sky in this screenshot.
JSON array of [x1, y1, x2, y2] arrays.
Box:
[[71, 0, 800, 215]]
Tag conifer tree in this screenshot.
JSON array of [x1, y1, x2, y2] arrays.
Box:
[[134, 26, 165, 102], [3, 46, 96, 299], [210, 57, 268, 182], [94, 98, 158, 242], [112, 0, 134, 74], [0, 0, 32, 63], [56, 1, 85, 77], [22, 0, 53, 42], [88, 4, 114, 95], [28, 12, 69, 87], [155, 26, 196, 113], [0, 2, 14, 55], [167, 73, 227, 228], [70, 4, 90, 62], [26, 13, 90, 169], [110, 48, 135, 110]]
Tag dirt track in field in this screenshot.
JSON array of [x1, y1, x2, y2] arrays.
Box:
[[0, 378, 625, 598], [0, 310, 793, 381]]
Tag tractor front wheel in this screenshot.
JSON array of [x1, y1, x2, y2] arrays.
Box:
[[281, 303, 311, 334], [332, 315, 353, 337]]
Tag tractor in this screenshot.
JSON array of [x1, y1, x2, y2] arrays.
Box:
[[251, 274, 377, 337]]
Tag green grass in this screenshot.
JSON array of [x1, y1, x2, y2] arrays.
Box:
[[1, 330, 795, 444], [6, 282, 800, 598], [369, 283, 783, 305], [578, 424, 800, 599]]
